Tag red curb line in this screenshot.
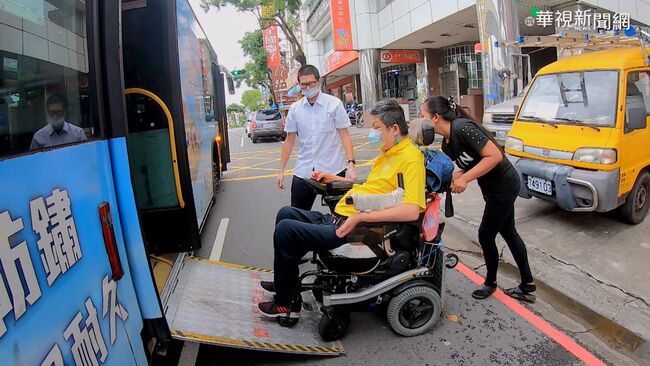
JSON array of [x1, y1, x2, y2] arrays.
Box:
[[455, 262, 606, 366]]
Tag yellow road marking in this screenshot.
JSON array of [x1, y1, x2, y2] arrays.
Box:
[[226, 166, 280, 173], [227, 158, 281, 174]]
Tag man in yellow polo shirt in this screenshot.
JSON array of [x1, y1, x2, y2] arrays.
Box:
[[258, 99, 426, 322]]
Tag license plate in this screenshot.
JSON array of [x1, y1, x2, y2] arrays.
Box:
[[496, 130, 508, 140], [527, 176, 552, 195]]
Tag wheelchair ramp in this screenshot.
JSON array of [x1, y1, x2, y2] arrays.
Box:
[[162, 255, 343, 356]]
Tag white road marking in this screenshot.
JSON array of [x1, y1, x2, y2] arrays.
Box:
[[240, 136, 244, 147], [178, 341, 200, 366], [209, 218, 229, 261]]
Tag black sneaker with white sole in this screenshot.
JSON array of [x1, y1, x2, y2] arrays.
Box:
[[258, 299, 301, 319]]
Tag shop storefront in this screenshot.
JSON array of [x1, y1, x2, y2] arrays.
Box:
[[327, 76, 357, 104], [379, 50, 425, 119]]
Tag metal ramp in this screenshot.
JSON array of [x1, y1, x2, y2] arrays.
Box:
[[161, 255, 343, 356]]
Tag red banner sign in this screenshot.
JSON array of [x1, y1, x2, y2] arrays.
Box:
[[270, 65, 289, 101], [331, 0, 353, 51], [263, 26, 280, 68], [380, 50, 424, 64], [323, 51, 358, 75]]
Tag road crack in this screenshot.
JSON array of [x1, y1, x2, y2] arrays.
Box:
[[530, 246, 650, 308]]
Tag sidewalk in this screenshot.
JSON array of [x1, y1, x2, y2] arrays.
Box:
[[440, 182, 650, 348]]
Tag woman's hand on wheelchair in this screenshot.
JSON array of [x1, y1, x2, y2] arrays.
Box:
[[335, 213, 365, 238]]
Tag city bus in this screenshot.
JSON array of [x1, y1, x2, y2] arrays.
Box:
[[0, 0, 232, 364]]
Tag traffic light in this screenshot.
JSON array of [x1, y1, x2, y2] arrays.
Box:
[[231, 69, 246, 78]]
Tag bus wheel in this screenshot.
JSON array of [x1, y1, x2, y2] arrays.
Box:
[[213, 160, 221, 189], [619, 172, 650, 224]]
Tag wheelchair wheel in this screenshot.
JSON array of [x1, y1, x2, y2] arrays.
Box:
[[318, 312, 350, 341], [445, 253, 459, 269], [386, 285, 441, 337]]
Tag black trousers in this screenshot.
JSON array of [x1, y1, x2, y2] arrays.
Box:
[[273, 206, 347, 305], [478, 173, 534, 286], [290, 169, 346, 210]]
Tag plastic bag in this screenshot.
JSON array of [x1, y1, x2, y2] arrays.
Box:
[[422, 194, 441, 242]]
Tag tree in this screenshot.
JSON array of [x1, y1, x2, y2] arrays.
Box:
[[227, 103, 247, 126], [200, 0, 306, 66], [237, 30, 274, 100], [241, 89, 266, 112]]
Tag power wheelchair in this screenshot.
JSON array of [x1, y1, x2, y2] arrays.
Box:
[[278, 158, 458, 341]]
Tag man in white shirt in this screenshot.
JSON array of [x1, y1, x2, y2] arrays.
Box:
[[30, 93, 87, 150], [277, 65, 357, 210]]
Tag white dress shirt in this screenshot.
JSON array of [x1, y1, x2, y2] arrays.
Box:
[[284, 92, 352, 179]]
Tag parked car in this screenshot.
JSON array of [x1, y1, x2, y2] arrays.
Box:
[[250, 109, 286, 143], [482, 86, 528, 146]]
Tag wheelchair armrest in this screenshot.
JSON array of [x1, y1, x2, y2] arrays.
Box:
[[326, 180, 361, 196]]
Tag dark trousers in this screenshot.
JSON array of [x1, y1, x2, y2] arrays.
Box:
[[478, 175, 534, 286], [273, 206, 347, 305], [290, 169, 346, 210]]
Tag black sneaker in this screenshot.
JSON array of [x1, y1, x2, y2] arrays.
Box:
[[260, 281, 275, 292], [258, 299, 301, 319]]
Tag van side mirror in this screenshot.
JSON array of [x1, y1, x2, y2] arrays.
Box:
[[626, 107, 647, 133]]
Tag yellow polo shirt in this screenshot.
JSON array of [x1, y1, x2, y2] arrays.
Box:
[[335, 138, 426, 217]]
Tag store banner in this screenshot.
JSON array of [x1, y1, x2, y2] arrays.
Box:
[[263, 26, 280, 68], [330, 0, 353, 51], [380, 50, 424, 64], [323, 51, 358, 75], [271, 65, 289, 101]]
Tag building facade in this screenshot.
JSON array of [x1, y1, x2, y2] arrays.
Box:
[[299, 0, 650, 119]]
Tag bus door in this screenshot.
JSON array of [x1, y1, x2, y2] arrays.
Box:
[[0, 1, 149, 364]]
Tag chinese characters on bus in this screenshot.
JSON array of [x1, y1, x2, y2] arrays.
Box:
[[30, 188, 82, 286], [0, 189, 130, 366]]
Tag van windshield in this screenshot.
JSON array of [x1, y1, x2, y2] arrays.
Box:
[[518, 71, 619, 127], [255, 110, 282, 120]]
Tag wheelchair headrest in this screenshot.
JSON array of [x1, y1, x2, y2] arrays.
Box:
[[408, 118, 435, 146]]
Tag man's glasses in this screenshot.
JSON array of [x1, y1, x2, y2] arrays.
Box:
[[47, 110, 65, 118], [299, 81, 318, 89]]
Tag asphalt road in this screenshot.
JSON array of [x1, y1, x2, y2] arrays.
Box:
[[185, 127, 631, 366]]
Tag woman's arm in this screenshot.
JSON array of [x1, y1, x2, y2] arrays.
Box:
[[452, 140, 502, 193]]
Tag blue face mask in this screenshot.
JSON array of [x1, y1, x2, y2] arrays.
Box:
[[368, 129, 385, 149], [302, 87, 319, 98]]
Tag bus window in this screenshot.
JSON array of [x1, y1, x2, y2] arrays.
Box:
[[0, 0, 99, 158]]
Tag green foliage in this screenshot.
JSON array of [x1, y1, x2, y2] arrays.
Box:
[[235, 30, 271, 90], [241, 89, 265, 112], [227, 103, 246, 114]]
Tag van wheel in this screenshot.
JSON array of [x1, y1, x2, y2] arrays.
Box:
[[252, 138, 258, 144], [619, 172, 650, 224]]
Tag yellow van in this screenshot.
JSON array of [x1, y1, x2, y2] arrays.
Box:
[[505, 47, 650, 224]]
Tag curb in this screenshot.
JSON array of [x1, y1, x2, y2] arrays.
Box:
[[443, 213, 650, 352]]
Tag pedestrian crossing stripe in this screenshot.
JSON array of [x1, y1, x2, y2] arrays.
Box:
[[171, 330, 341, 354], [187, 256, 273, 273]]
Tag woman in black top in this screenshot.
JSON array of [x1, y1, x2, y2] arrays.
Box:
[[421, 96, 536, 303]]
